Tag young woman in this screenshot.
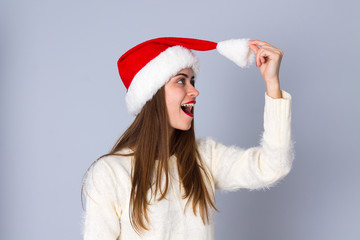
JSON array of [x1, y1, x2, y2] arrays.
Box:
[[82, 37, 293, 240]]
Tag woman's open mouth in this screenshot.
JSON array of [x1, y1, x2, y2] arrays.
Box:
[[181, 101, 195, 118]]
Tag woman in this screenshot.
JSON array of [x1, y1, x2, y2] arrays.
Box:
[[82, 37, 293, 240]]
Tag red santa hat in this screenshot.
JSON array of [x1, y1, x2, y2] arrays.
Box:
[[117, 37, 255, 115]]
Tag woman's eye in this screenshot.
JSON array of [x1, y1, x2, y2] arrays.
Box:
[[177, 79, 185, 85]]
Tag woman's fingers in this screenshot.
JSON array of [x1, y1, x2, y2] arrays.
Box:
[[256, 47, 269, 67], [249, 41, 283, 67], [249, 39, 273, 48], [250, 40, 270, 66], [249, 43, 260, 54]]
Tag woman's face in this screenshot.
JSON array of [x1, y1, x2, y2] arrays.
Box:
[[165, 68, 199, 131]]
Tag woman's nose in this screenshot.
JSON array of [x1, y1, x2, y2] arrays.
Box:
[[187, 85, 199, 98]]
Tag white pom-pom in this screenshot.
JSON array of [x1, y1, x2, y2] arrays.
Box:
[[216, 39, 255, 68]]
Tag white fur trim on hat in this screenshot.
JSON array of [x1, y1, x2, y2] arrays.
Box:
[[216, 39, 255, 68], [126, 46, 200, 115]]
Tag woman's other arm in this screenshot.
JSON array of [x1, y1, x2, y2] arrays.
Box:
[[83, 159, 121, 240]]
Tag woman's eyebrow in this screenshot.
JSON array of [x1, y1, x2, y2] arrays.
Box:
[[175, 73, 195, 79]]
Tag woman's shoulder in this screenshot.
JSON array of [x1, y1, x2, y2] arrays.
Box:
[[94, 148, 134, 174], [85, 149, 133, 190], [83, 150, 133, 200]]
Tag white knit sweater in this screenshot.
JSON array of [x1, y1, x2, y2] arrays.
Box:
[[82, 90, 293, 240]]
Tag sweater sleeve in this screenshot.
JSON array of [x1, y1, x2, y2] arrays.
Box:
[[198, 90, 293, 191], [82, 158, 121, 240]]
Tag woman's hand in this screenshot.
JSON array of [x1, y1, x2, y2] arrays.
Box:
[[249, 40, 283, 99]]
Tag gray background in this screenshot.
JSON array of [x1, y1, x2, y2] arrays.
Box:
[[1, 0, 359, 239]]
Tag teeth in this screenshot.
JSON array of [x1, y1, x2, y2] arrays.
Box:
[[181, 103, 195, 107]]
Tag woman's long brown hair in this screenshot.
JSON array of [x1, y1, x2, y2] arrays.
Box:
[[82, 86, 217, 235]]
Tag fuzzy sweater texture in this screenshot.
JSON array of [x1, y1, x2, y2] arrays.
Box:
[[82, 90, 293, 240]]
